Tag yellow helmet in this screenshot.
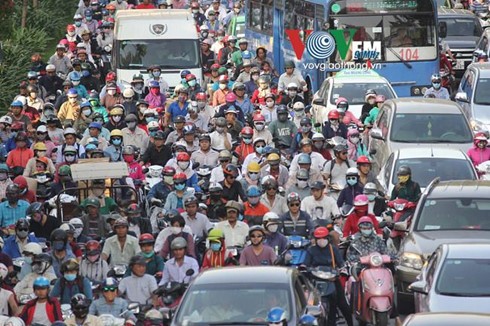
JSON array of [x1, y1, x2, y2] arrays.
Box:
[[247, 161, 261, 173], [267, 153, 280, 162], [110, 129, 123, 138], [109, 107, 124, 116], [33, 142, 47, 151]]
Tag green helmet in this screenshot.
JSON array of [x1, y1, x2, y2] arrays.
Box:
[[208, 229, 224, 242], [58, 165, 71, 176], [85, 197, 100, 208]]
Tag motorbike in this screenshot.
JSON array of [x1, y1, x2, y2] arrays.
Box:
[[439, 68, 453, 94], [386, 198, 416, 252], [476, 160, 490, 180], [99, 314, 126, 326], [285, 235, 310, 266], [344, 252, 394, 326], [61, 303, 73, 320], [302, 266, 338, 315], [108, 264, 128, 283]]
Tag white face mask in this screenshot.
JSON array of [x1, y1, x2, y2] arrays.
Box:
[[82, 109, 92, 116], [266, 101, 274, 108], [267, 224, 278, 233], [72, 81, 80, 86], [112, 116, 121, 122], [255, 123, 265, 131], [219, 83, 227, 90], [178, 161, 190, 170], [107, 90, 116, 96], [317, 238, 329, 248], [139, 107, 148, 113], [297, 180, 308, 189], [73, 228, 82, 239], [171, 226, 182, 235], [249, 173, 259, 181], [67, 31, 75, 37], [350, 136, 359, 144]]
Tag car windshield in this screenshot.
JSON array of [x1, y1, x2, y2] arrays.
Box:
[[116, 39, 200, 69], [390, 113, 473, 143], [330, 82, 396, 105], [392, 158, 475, 187], [175, 283, 292, 324], [440, 17, 481, 37], [436, 258, 490, 296], [416, 198, 490, 231]]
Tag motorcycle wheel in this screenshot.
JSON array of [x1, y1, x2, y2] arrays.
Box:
[[373, 311, 388, 326]]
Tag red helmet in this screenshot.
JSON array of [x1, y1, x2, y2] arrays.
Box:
[[106, 71, 116, 82], [225, 93, 236, 102], [173, 172, 187, 182], [354, 194, 369, 206], [219, 75, 229, 83], [241, 126, 253, 136], [474, 132, 487, 144], [357, 216, 373, 227], [67, 24, 75, 32], [313, 227, 329, 239], [163, 166, 176, 176], [85, 240, 101, 253], [327, 110, 340, 120], [139, 233, 155, 245], [190, 1, 199, 9], [253, 113, 266, 122], [196, 92, 207, 101], [356, 156, 371, 165], [210, 63, 220, 70], [176, 152, 190, 161], [185, 74, 196, 81]]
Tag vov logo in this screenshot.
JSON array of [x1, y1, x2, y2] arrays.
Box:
[[286, 29, 381, 61]]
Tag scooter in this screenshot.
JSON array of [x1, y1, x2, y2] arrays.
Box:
[[476, 160, 490, 180], [108, 264, 128, 283], [99, 314, 126, 326], [386, 198, 416, 251], [302, 266, 338, 314], [285, 235, 310, 266], [345, 252, 394, 326]]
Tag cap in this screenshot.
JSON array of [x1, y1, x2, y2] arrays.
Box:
[[225, 200, 241, 212], [311, 181, 326, 190]]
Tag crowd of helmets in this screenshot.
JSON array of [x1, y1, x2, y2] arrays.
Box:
[[0, 0, 403, 325]]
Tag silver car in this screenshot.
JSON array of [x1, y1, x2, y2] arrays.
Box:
[[410, 243, 490, 313]]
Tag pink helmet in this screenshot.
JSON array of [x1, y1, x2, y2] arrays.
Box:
[[354, 194, 369, 206], [357, 216, 373, 227], [225, 93, 237, 102]]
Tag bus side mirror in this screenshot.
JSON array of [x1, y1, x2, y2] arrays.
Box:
[[438, 22, 447, 39]]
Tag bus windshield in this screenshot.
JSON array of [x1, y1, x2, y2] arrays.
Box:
[[116, 39, 200, 70]]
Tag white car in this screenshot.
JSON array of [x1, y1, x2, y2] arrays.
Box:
[[311, 69, 397, 125], [377, 147, 478, 196]]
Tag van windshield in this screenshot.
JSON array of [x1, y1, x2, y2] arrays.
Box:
[[117, 39, 200, 69]]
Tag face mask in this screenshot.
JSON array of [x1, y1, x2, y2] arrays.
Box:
[[178, 161, 190, 170], [69, 97, 77, 104], [255, 123, 265, 131], [175, 183, 186, 191], [295, 110, 305, 118], [0, 172, 7, 181], [219, 83, 227, 90], [267, 224, 278, 233], [398, 175, 409, 183], [349, 136, 359, 144], [73, 228, 82, 239], [127, 122, 137, 130], [17, 230, 28, 238], [266, 101, 275, 108], [152, 71, 161, 78], [188, 80, 197, 87], [314, 142, 323, 150], [255, 146, 264, 154], [141, 251, 154, 258], [83, 109, 92, 116], [171, 226, 182, 235], [330, 120, 339, 127], [302, 126, 311, 133], [65, 155, 76, 163], [432, 82, 441, 89], [150, 88, 160, 96], [297, 180, 308, 189], [197, 101, 206, 109], [346, 178, 357, 186], [86, 16, 93, 21], [216, 127, 225, 133], [316, 238, 328, 248], [243, 138, 252, 145], [24, 256, 33, 264], [32, 264, 44, 274], [72, 80, 80, 86], [209, 242, 221, 252], [134, 84, 144, 92], [111, 138, 122, 146], [367, 194, 376, 201], [249, 173, 259, 181], [112, 116, 122, 123], [67, 31, 75, 37], [53, 241, 65, 251], [65, 273, 77, 281], [124, 156, 133, 163], [164, 176, 174, 184], [107, 90, 116, 96], [361, 229, 372, 237], [178, 96, 186, 103], [249, 197, 259, 205]]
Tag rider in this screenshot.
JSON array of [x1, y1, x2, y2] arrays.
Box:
[[343, 195, 381, 238], [88, 277, 136, 322], [147, 166, 175, 206], [301, 181, 339, 222], [240, 225, 276, 266], [360, 89, 377, 123], [215, 200, 249, 247], [160, 212, 196, 259], [201, 228, 237, 269], [280, 192, 314, 237], [18, 276, 62, 325], [243, 185, 270, 226], [3, 218, 39, 259], [262, 212, 288, 255], [101, 218, 141, 268], [79, 240, 109, 285], [119, 255, 158, 307], [336, 97, 362, 128], [159, 237, 199, 285], [304, 227, 353, 326], [337, 168, 364, 208], [423, 74, 450, 99], [390, 165, 421, 203], [467, 132, 490, 166], [322, 110, 348, 139], [163, 172, 194, 211], [137, 234, 164, 277], [50, 258, 93, 304], [65, 293, 102, 326], [364, 183, 387, 217], [15, 253, 57, 301]]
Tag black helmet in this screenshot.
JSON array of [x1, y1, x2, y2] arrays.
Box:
[[164, 209, 182, 221], [26, 202, 43, 217], [32, 253, 53, 266], [15, 218, 29, 230], [129, 254, 147, 267], [276, 105, 288, 115], [6, 184, 20, 194], [365, 89, 377, 97], [184, 196, 198, 207], [300, 117, 312, 127], [50, 228, 68, 243], [333, 144, 348, 155], [223, 164, 239, 178], [61, 258, 79, 273], [397, 165, 411, 176], [71, 293, 90, 319]]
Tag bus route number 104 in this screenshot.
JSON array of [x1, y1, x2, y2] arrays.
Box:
[[399, 48, 419, 61]]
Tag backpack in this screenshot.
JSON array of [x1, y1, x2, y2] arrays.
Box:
[[327, 158, 350, 175]]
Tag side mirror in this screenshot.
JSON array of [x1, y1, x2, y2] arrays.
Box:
[[369, 148, 377, 156], [312, 98, 325, 106], [409, 280, 428, 295], [438, 21, 447, 39], [455, 92, 468, 102], [305, 305, 322, 317], [159, 307, 172, 321], [128, 302, 140, 312], [394, 221, 408, 232], [370, 128, 384, 141], [186, 269, 195, 277]]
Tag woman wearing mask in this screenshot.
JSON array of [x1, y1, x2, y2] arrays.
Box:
[[145, 65, 169, 95], [23, 142, 56, 177], [163, 173, 194, 211], [252, 114, 273, 145], [79, 240, 109, 284], [122, 145, 145, 184], [240, 162, 261, 193], [57, 88, 80, 126], [101, 82, 122, 110], [159, 213, 196, 259], [251, 75, 275, 105], [346, 129, 368, 161], [201, 229, 237, 269], [234, 127, 255, 165], [337, 168, 364, 208], [144, 81, 166, 109]]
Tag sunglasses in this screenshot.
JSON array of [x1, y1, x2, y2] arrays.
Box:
[[103, 287, 117, 292], [347, 177, 357, 181], [340, 152, 348, 155], [249, 172, 259, 175], [17, 228, 28, 232], [220, 159, 230, 163], [289, 203, 300, 207]]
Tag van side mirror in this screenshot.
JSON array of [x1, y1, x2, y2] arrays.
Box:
[[394, 221, 408, 232], [438, 21, 447, 39], [409, 280, 428, 295], [455, 92, 468, 102], [370, 128, 384, 141], [312, 98, 325, 106], [305, 305, 322, 317]]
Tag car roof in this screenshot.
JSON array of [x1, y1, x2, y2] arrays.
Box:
[[384, 98, 463, 114], [441, 243, 490, 259], [403, 312, 490, 326], [468, 63, 490, 78], [329, 70, 390, 83], [438, 8, 475, 17], [396, 147, 468, 160], [427, 180, 490, 198], [193, 266, 295, 285]]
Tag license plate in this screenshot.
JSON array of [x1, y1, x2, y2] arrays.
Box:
[[455, 59, 466, 70]]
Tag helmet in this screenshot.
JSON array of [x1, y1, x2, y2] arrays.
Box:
[[336, 97, 349, 111], [209, 182, 223, 192], [284, 60, 295, 69], [196, 92, 207, 101], [246, 185, 261, 197], [298, 315, 318, 326], [333, 144, 348, 155], [208, 228, 224, 242], [26, 201, 43, 217], [15, 218, 29, 230], [298, 153, 312, 165], [241, 126, 254, 136], [125, 114, 138, 122], [129, 255, 147, 267], [474, 132, 487, 143], [365, 89, 377, 101], [184, 196, 198, 207], [85, 240, 101, 254], [102, 277, 118, 288], [199, 133, 211, 142], [277, 105, 289, 116], [114, 218, 129, 228], [63, 145, 77, 155], [32, 253, 53, 269], [23, 242, 42, 256], [27, 84, 38, 93], [60, 258, 79, 273], [176, 151, 190, 161], [218, 150, 233, 160], [183, 124, 196, 135], [262, 212, 280, 226], [358, 216, 373, 227], [363, 182, 377, 195], [397, 165, 411, 176], [185, 73, 196, 81], [346, 167, 359, 177], [180, 69, 191, 79], [71, 293, 90, 309], [173, 172, 187, 183], [50, 228, 68, 243], [356, 156, 371, 165], [267, 153, 280, 164], [312, 133, 325, 141], [225, 93, 237, 102], [313, 226, 329, 238], [267, 307, 287, 323], [328, 110, 340, 120], [354, 194, 369, 206], [163, 166, 176, 176], [171, 237, 188, 250], [299, 138, 313, 147], [223, 164, 239, 177], [219, 75, 229, 83], [33, 276, 50, 289], [144, 309, 163, 323], [287, 192, 301, 203], [431, 74, 441, 83], [253, 113, 266, 122], [248, 225, 266, 237], [293, 102, 305, 111], [264, 93, 276, 101], [262, 176, 278, 190], [300, 117, 311, 127], [139, 233, 155, 246], [60, 223, 75, 235], [122, 145, 135, 156]]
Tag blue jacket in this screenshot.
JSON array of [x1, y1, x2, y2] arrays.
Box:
[[337, 184, 364, 208], [147, 181, 172, 202], [3, 234, 39, 259], [50, 275, 93, 305]]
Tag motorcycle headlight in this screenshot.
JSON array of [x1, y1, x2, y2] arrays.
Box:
[[311, 270, 336, 280], [400, 252, 423, 270], [370, 254, 383, 267], [394, 202, 406, 211], [291, 240, 302, 248]]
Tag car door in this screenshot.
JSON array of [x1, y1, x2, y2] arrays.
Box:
[[415, 249, 441, 312], [378, 152, 395, 195], [312, 79, 331, 125], [370, 106, 390, 170]]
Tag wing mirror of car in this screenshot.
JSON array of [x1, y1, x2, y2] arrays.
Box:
[[186, 269, 195, 277], [369, 148, 377, 156], [305, 305, 322, 317], [454, 92, 468, 102], [159, 307, 172, 321], [394, 221, 408, 232], [409, 280, 428, 295], [312, 98, 325, 106], [369, 128, 384, 141]]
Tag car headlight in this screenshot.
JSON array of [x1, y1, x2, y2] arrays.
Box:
[[400, 252, 423, 270]]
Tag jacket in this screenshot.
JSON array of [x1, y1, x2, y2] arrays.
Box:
[[279, 211, 314, 237], [19, 297, 62, 325], [337, 184, 364, 208], [390, 178, 421, 203], [342, 212, 381, 237], [3, 234, 39, 259], [147, 182, 172, 202], [467, 145, 490, 166], [6, 147, 34, 169]]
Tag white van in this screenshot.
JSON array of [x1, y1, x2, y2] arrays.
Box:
[[113, 9, 202, 90]]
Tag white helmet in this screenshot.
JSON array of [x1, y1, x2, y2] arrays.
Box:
[[69, 217, 84, 228], [23, 242, 43, 256], [0, 263, 8, 279], [149, 165, 164, 178], [312, 133, 325, 141], [123, 88, 135, 98], [346, 167, 360, 177], [0, 116, 13, 125], [293, 102, 305, 110], [4, 317, 25, 326], [263, 212, 280, 225], [147, 121, 160, 129], [287, 82, 298, 89], [73, 13, 83, 20]]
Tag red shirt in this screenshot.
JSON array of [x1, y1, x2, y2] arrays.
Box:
[[243, 202, 270, 226], [136, 3, 155, 8], [343, 212, 381, 237]]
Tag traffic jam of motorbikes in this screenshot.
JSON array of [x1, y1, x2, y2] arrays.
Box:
[[1, 0, 490, 325]]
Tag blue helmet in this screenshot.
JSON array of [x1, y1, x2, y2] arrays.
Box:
[[69, 71, 81, 82], [180, 69, 191, 79], [242, 50, 252, 60], [80, 101, 91, 108], [0, 163, 9, 172], [85, 143, 97, 151], [246, 185, 261, 197], [33, 276, 50, 289], [10, 100, 23, 107], [88, 122, 102, 130], [149, 80, 160, 88], [101, 8, 109, 16], [267, 307, 287, 323], [67, 88, 78, 96], [298, 153, 312, 165], [84, 8, 93, 16], [298, 314, 318, 326]]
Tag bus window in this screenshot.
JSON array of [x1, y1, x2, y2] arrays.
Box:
[[248, 0, 273, 34]]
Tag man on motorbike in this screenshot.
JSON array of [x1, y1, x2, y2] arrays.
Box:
[[15, 253, 57, 301], [423, 74, 450, 99], [136, 234, 164, 277], [17, 242, 42, 278], [201, 229, 237, 269], [192, 133, 220, 167], [390, 165, 421, 203], [300, 181, 339, 222], [119, 255, 158, 307], [89, 277, 136, 323], [3, 218, 39, 259], [343, 195, 381, 237], [467, 132, 490, 166], [79, 240, 109, 285], [160, 237, 199, 285], [280, 192, 314, 237], [102, 218, 141, 268], [50, 259, 93, 304], [19, 276, 62, 325], [160, 213, 196, 259], [244, 185, 270, 226], [304, 227, 353, 326], [322, 144, 356, 197], [261, 176, 288, 215], [262, 212, 288, 255], [50, 229, 76, 278], [363, 183, 386, 216], [182, 196, 213, 238], [65, 293, 103, 326], [337, 168, 364, 208], [240, 225, 277, 266], [215, 200, 249, 247]]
